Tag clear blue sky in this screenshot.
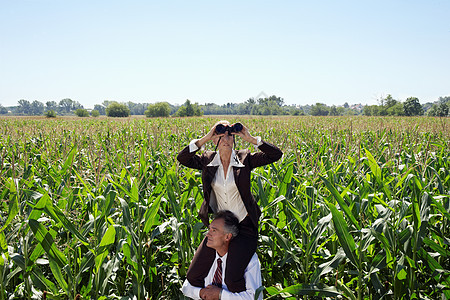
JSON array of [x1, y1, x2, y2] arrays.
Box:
[[1, 0, 449, 109]]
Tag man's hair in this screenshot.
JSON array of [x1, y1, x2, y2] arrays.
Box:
[[214, 210, 239, 240]]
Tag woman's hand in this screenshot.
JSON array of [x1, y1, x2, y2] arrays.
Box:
[[195, 122, 226, 148], [232, 123, 258, 145]]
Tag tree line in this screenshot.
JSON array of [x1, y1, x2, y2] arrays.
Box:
[[1, 95, 449, 117]]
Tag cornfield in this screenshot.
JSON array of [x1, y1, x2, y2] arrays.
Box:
[[0, 116, 449, 299]]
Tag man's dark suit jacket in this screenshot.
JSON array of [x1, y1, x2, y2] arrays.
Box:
[[177, 141, 283, 228]]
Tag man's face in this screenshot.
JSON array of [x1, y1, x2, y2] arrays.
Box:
[[206, 218, 231, 250]]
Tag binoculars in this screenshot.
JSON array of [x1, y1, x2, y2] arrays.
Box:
[[215, 123, 243, 134]]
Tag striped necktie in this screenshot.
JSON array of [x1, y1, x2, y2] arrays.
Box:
[[212, 258, 223, 288]]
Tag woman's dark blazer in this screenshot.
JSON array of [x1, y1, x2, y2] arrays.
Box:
[[177, 141, 283, 228]]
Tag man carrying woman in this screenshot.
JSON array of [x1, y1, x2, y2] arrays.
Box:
[[177, 120, 282, 294]]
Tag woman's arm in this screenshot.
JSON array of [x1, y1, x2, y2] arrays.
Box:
[[248, 141, 283, 169], [233, 124, 283, 168], [176, 122, 223, 170]]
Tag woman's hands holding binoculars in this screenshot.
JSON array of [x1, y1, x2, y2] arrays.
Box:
[[194, 121, 259, 150]]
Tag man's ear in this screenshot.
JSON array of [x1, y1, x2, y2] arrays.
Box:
[[224, 233, 232, 242]]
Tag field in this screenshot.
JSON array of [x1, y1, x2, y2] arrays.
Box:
[[0, 115, 449, 299]]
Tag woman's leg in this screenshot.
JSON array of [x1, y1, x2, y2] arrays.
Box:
[[224, 216, 258, 293], [186, 236, 216, 287]]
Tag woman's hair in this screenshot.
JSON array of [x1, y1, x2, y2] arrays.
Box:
[[217, 120, 230, 125], [214, 210, 239, 239]]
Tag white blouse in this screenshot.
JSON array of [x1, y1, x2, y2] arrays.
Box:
[[188, 139, 263, 223], [207, 150, 248, 222]]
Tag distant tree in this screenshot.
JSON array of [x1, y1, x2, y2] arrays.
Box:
[[73, 101, 83, 110], [438, 96, 450, 104], [254, 95, 285, 115], [145, 102, 171, 117], [236, 99, 255, 115], [422, 102, 435, 113], [403, 97, 423, 116], [337, 106, 346, 116], [288, 106, 304, 116], [385, 94, 398, 108], [310, 103, 329, 116], [31, 100, 44, 115], [363, 105, 373, 116], [427, 105, 438, 116], [46, 101, 58, 112], [57, 98, 83, 114], [201, 103, 222, 115], [0, 105, 8, 114], [185, 99, 195, 116], [17, 99, 31, 114], [175, 100, 202, 117], [106, 102, 130, 117], [365, 105, 383, 116], [378, 94, 397, 116], [59, 98, 75, 113], [91, 110, 100, 117], [176, 106, 187, 117], [94, 104, 106, 115], [75, 109, 89, 117], [329, 105, 339, 116], [426, 100, 449, 117], [102, 100, 114, 110], [343, 102, 349, 109], [387, 103, 404, 116], [128, 102, 149, 115], [45, 110, 57, 118], [436, 102, 449, 117], [344, 109, 357, 116]]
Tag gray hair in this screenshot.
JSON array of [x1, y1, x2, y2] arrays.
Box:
[[214, 210, 239, 240]]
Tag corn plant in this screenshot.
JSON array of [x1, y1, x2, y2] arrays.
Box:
[[0, 116, 449, 299]]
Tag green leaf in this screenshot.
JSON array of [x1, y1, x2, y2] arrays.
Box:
[[277, 163, 293, 197], [143, 195, 161, 233], [285, 201, 309, 236], [431, 195, 450, 220], [0, 178, 19, 232], [306, 213, 332, 257], [11, 253, 26, 270], [30, 266, 58, 295], [365, 149, 391, 199], [44, 199, 89, 245], [327, 202, 359, 268], [28, 219, 67, 268], [397, 267, 407, 280], [27, 193, 49, 221], [267, 284, 342, 298], [311, 249, 346, 284], [321, 176, 361, 230], [118, 197, 136, 242], [166, 170, 181, 221], [49, 258, 69, 294], [95, 225, 116, 273], [0, 231, 7, 253], [99, 224, 116, 247], [122, 242, 138, 271], [61, 145, 77, 174]]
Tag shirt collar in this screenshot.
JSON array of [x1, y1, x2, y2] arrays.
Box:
[[215, 251, 228, 262], [207, 151, 245, 168]]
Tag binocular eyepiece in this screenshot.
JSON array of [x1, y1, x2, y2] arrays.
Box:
[[215, 123, 243, 135]]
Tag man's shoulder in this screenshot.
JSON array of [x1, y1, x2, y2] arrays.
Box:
[[246, 253, 260, 269]]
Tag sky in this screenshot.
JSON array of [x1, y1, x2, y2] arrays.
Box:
[[1, 0, 449, 109]]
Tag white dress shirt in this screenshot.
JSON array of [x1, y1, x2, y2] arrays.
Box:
[[181, 252, 263, 300]]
